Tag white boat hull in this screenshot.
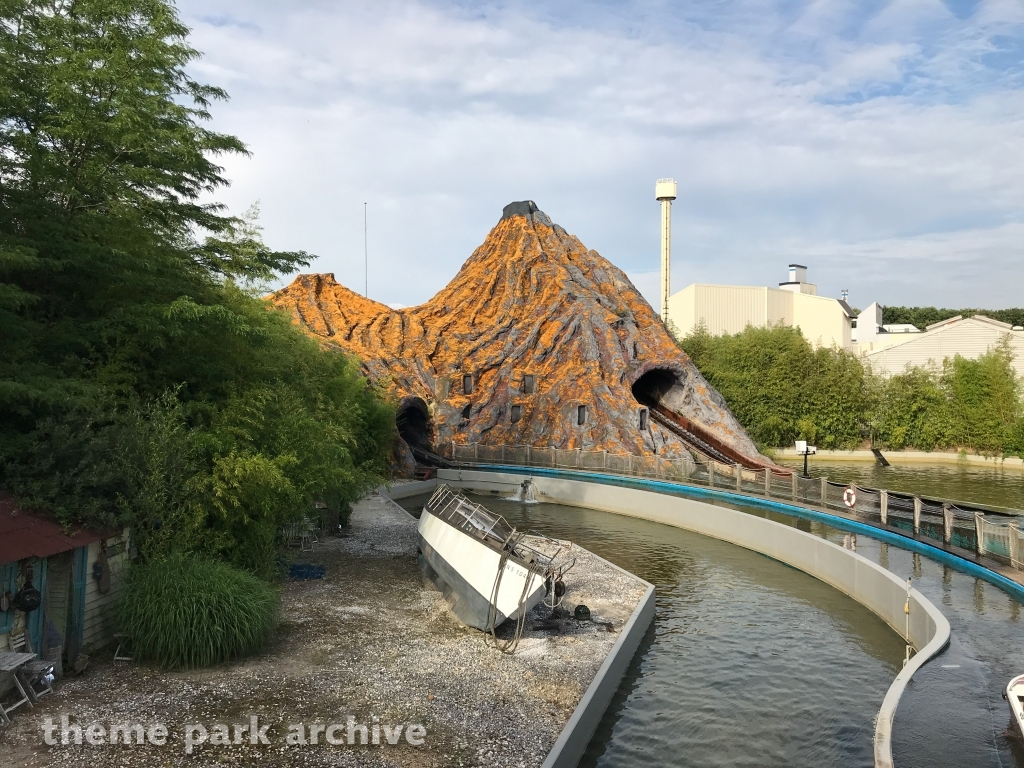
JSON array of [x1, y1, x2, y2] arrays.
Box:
[[418, 508, 546, 631], [1007, 674, 1024, 740]]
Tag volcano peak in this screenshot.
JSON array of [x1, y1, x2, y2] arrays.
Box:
[[271, 206, 771, 473]]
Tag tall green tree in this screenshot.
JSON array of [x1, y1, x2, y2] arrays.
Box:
[[0, 0, 394, 574], [0, 0, 309, 431]]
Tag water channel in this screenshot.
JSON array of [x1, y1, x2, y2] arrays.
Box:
[[398, 478, 1024, 768]]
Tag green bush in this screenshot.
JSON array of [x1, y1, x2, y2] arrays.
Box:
[[118, 555, 279, 669], [680, 325, 1024, 456], [871, 337, 1024, 455], [680, 323, 868, 449]]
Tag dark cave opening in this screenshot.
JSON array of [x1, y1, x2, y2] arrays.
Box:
[[631, 368, 679, 410], [396, 397, 432, 455]]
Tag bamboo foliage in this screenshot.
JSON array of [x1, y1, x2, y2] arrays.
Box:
[[680, 325, 1024, 456]]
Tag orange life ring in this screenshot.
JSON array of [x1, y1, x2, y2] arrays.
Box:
[[843, 487, 857, 507]]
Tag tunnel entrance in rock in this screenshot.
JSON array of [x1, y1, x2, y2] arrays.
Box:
[[631, 368, 720, 460], [631, 368, 679, 410], [396, 397, 433, 458], [631, 367, 756, 468]]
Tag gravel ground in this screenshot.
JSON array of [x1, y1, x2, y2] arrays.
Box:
[[0, 490, 647, 768]]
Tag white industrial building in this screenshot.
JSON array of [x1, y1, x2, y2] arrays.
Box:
[[651, 179, 1023, 377], [667, 265, 855, 349], [855, 312, 1024, 377]]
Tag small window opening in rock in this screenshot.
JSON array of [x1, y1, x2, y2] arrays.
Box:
[[577, 405, 587, 426], [523, 374, 535, 394], [511, 405, 522, 423], [461, 403, 471, 420], [463, 374, 473, 395], [639, 407, 649, 430], [632, 341, 639, 358]]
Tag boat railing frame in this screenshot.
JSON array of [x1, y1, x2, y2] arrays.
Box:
[[426, 484, 556, 572]]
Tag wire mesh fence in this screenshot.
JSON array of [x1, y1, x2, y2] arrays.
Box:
[[449, 442, 1024, 569]]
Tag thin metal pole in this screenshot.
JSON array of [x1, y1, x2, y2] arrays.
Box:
[[660, 199, 671, 322], [363, 202, 368, 297]]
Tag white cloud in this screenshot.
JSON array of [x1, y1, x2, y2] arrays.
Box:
[[178, 0, 1024, 309]]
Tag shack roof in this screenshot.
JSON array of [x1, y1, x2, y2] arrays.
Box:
[[0, 494, 115, 565]]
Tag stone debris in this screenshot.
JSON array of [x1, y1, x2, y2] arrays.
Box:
[[0, 491, 647, 768]]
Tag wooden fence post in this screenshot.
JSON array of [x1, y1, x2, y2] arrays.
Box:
[[791, 472, 798, 502], [913, 497, 922, 535], [709, 461, 715, 487], [880, 491, 888, 526], [820, 477, 827, 507], [942, 503, 952, 545], [1009, 521, 1020, 569], [975, 512, 985, 556], [764, 470, 771, 496], [735, 464, 742, 490]]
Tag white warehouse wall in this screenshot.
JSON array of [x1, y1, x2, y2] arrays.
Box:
[[668, 282, 852, 349]]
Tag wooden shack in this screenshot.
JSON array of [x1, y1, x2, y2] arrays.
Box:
[[0, 494, 130, 674]]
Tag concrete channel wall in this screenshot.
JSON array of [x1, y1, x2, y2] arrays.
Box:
[[435, 468, 951, 768], [382, 478, 658, 768], [540, 584, 655, 768]]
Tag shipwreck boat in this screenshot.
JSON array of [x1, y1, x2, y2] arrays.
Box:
[[417, 484, 550, 631], [1005, 674, 1024, 739]]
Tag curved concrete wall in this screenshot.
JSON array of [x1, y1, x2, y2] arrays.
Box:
[[437, 468, 951, 768]]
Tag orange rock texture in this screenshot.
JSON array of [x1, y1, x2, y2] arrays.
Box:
[[270, 202, 773, 470]]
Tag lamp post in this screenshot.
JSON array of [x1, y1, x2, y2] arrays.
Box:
[[795, 440, 816, 478]]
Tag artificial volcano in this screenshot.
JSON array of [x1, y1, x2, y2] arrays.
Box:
[[270, 201, 774, 471]]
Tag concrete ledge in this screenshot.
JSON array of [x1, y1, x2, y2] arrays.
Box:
[[775, 447, 1024, 469], [381, 478, 438, 500], [439, 468, 951, 768], [541, 584, 655, 768]]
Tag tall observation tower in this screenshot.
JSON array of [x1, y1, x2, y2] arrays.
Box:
[[655, 178, 677, 323]]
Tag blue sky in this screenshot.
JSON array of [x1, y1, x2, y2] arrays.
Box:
[[177, 0, 1024, 310]]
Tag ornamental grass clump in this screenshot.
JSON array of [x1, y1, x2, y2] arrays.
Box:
[[118, 555, 279, 669]]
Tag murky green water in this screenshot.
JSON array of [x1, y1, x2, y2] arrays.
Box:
[[777, 458, 1024, 512], [398, 478, 1024, 767], [733, 500, 1024, 768]]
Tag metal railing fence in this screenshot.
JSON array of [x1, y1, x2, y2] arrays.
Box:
[[449, 441, 1024, 570]]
